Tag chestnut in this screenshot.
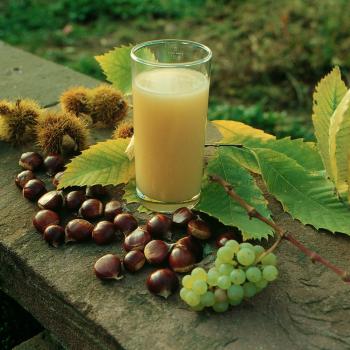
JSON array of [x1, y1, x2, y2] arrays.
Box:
[[114, 213, 138, 236], [33, 209, 60, 234], [146, 214, 171, 238], [187, 219, 211, 240], [44, 154, 64, 176], [104, 200, 123, 221], [79, 198, 103, 220], [216, 231, 240, 248], [123, 226, 151, 252], [43, 224, 65, 247], [176, 236, 203, 262], [52, 171, 64, 188], [94, 254, 123, 280], [23, 179, 47, 201], [168, 245, 195, 273], [66, 190, 86, 211], [38, 191, 64, 211], [86, 184, 108, 198], [144, 240, 172, 265], [172, 207, 194, 226], [19, 152, 43, 171], [15, 170, 35, 188], [65, 218, 93, 242], [92, 221, 116, 245], [123, 250, 146, 272], [146, 268, 179, 298]]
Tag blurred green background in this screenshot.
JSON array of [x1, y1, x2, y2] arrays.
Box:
[[1, 0, 350, 141]]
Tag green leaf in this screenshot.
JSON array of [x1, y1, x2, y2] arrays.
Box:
[[312, 67, 347, 180], [329, 89, 350, 198], [254, 148, 350, 235], [196, 147, 273, 240], [95, 45, 156, 95], [58, 138, 134, 189], [224, 146, 260, 174], [123, 181, 152, 214]]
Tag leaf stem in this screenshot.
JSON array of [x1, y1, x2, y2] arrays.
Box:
[[208, 174, 350, 283]]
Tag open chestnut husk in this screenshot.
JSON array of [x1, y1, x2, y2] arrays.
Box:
[[94, 254, 123, 280], [146, 214, 171, 238], [104, 200, 123, 221], [23, 179, 47, 201], [123, 250, 146, 272], [146, 268, 179, 298], [144, 240, 173, 265], [92, 221, 116, 245], [79, 198, 103, 220], [123, 226, 151, 252], [19, 152, 43, 171], [15, 170, 36, 189], [168, 245, 196, 273], [187, 219, 211, 240], [114, 213, 138, 236], [172, 207, 194, 226], [65, 218, 93, 242], [38, 191, 64, 211], [33, 209, 60, 234], [43, 224, 65, 247]]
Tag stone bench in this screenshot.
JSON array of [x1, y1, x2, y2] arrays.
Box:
[[1, 41, 349, 350]]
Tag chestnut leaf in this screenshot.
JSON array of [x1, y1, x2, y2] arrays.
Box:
[[122, 181, 152, 214], [58, 138, 134, 189]]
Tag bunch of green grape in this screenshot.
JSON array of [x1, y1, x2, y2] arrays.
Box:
[[179, 240, 278, 312]]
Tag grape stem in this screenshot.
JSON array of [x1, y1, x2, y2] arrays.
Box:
[[208, 174, 350, 283]]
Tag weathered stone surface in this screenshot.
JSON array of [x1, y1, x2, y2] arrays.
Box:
[[0, 41, 100, 106], [0, 45, 350, 350], [13, 331, 64, 350]]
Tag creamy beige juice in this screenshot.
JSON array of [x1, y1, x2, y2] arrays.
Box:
[[133, 68, 209, 203]]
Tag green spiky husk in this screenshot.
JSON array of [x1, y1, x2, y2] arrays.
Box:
[[36, 110, 89, 154], [112, 121, 134, 139], [60, 86, 90, 117], [0, 99, 41, 146], [89, 85, 128, 127]]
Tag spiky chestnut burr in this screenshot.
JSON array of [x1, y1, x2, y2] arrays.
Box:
[[89, 85, 128, 127], [36, 111, 89, 155], [0, 99, 41, 146], [60, 86, 90, 117], [112, 121, 134, 139]]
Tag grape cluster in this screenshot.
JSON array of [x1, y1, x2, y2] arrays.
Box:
[[180, 240, 278, 312]]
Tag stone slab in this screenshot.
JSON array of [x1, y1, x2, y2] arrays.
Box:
[[13, 331, 64, 350], [0, 41, 100, 106], [0, 45, 350, 350]]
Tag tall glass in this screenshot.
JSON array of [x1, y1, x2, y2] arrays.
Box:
[[131, 39, 212, 212]]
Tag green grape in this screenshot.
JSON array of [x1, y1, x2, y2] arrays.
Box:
[[240, 242, 254, 250], [217, 246, 233, 263], [243, 282, 257, 298], [246, 266, 262, 283], [180, 287, 190, 301], [217, 275, 231, 289], [182, 275, 194, 289], [214, 288, 228, 302], [225, 240, 240, 254], [230, 269, 246, 285], [218, 263, 233, 276], [262, 265, 278, 281], [229, 298, 242, 306], [207, 268, 219, 286], [215, 258, 225, 269], [201, 291, 215, 307], [261, 253, 277, 266], [236, 248, 256, 266], [255, 278, 268, 292], [253, 245, 265, 256], [191, 267, 207, 281], [212, 301, 229, 313], [192, 279, 208, 295], [227, 285, 244, 301], [185, 291, 201, 307], [191, 303, 205, 311]]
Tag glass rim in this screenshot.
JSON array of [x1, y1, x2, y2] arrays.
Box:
[[130, 39, 212, 68]]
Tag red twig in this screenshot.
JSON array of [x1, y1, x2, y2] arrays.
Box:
[[208, 174, 350, 283]]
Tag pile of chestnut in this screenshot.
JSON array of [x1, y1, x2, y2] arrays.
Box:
[[15, 151, 238, 299]]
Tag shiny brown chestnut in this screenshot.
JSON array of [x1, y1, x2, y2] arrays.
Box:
[[79, 198, 103, 220], [144, 240, 172, 265], [114, 213, 138, 236], [43, 224, 65, 247], [92, 221, 116, 245], [172, 207, 194, 226], [94, 254, 123, 280], [86, 184, 108, 198], [66, 190, 86, 211], [187, 219, 211, 240], [168, 245, 196, 273], [38, 191, 64, 211], [23, 179, 47, 201], [52, 171, 64, 188], [123, 226, 151, 252], [176, 236, 203, 262], [146, 268, 179, 298], [19, 152, 43, 171], [146, 214, 172, 238], [44, 154, 65, 176], [65, 218, 93, 242], [123, 250, 146, 272], [104, 200, 123, 221], [216, 231, 240, 247], [33, 209, 60, 234], [15, 170, 35, 188]]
